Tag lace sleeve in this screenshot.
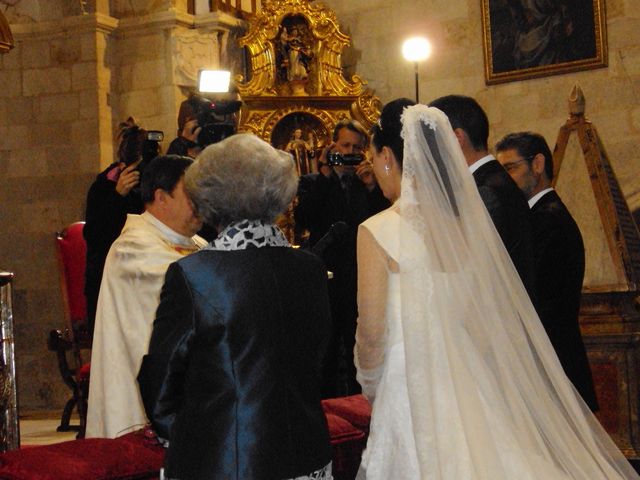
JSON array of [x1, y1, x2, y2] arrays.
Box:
[[355, 223, 390, 404]]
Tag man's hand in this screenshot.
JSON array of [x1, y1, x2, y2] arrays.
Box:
[[181, 119, 201, 143], [115, 163, 140, 196], [356, 159, 377, 190], [317, 142, 336, 178]]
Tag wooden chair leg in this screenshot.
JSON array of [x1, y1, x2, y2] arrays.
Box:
[[56, 397, 80, 433], [77, 380, 89, 439]]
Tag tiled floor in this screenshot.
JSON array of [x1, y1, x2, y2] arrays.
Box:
[[19, 410, 78, 446]]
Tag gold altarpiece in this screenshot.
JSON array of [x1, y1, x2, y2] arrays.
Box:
[[554, 85, 640, 458], [235, 0, 381, 163]]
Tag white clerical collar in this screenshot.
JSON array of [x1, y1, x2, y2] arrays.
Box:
[[468, 154, 495, 174], [141, 211, 196, 247], [528, 187, 554, 209]]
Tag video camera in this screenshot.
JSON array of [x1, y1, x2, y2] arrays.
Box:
[[187, 94, 242, 147], [326, 152, 364, 166]]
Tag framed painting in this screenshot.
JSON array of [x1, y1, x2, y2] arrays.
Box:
[[0, 10, 13, 54], [481, 0, 607, 85]]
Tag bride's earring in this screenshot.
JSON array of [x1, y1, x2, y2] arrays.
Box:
[[384, 163, 390, 176]]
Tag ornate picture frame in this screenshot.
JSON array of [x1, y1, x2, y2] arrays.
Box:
[[0, 10, 14, 54], [481, 0, 607, 85]]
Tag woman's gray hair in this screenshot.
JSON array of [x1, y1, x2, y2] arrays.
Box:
[[184, 133, 298, 227]]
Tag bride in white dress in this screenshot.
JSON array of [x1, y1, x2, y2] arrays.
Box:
[[355, 100, 640, 480]]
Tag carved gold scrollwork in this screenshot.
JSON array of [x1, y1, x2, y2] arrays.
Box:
[[352, 91, 383, 129], [241, 111, 276, 135], [236, 0, 381, 148], [263, 106, 336, 141], [237, 0, 371, 99]]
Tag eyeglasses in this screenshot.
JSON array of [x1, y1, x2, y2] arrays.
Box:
[[502, 156, 534, 172]]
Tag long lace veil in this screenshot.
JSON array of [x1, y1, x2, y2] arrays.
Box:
[[398, 105, 638, 479]]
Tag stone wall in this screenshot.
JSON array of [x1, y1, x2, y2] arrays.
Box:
[[324, 0, 640, 211], [0, 2, 243, 410], [0, 14, 111, 409]]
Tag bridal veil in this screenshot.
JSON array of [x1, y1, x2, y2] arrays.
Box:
[[392, 104, 638, 479]]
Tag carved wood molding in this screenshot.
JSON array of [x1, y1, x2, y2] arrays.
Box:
[[554, 85, 640, 292]]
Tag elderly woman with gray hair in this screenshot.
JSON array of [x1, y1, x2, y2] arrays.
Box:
[[138, 134, 333, 480]]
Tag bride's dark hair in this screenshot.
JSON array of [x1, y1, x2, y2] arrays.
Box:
[[371, 98, 415, 168]]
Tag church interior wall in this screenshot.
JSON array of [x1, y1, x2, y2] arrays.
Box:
[[324, 0, 640, 210], [0, 0, 639, 411], [0, 0, 237, 410]]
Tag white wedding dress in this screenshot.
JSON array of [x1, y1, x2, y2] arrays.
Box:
[[354, 105, 639, 480], [356, 205, 420, 479]]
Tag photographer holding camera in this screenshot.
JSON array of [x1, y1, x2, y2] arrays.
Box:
[[84, 118, 163, 336], [294, 119, 390, 398], [166, 99, 203, 158], [167, 94, 242, 159], [166, 117, 202, 159]]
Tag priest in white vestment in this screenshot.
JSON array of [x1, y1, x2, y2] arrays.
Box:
[[86, 155, 207, 438]]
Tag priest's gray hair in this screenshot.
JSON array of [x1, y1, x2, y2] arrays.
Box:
[[185, 133, 298, 227]]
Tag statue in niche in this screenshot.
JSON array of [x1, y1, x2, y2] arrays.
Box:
[[281, 26, 311, 81], [276, 17, 313, 95], [286, 127, 316, 176]]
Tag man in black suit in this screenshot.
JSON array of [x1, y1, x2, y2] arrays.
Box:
[[430, 95, 536, 298], [295, 119, 390, 397], [496, 131, 598, 411]]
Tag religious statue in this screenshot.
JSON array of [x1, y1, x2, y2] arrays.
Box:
[[276, 22, 313, 95], [286, 128, 315, 176]]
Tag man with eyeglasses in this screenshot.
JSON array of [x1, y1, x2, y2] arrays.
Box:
[[496, 131, 598, 412], [429, 94, 536, 299]]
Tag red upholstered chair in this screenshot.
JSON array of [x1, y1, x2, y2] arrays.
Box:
[[48, 222, 91, 438]]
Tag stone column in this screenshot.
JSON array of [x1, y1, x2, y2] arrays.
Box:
[[0, 12, 117, 409], [111, 9, 243, 150]]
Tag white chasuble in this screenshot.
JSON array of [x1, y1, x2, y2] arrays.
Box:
[[86, 212, 206, 438]]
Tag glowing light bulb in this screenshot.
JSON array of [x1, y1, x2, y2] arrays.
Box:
[[402, 37, 432, 63]]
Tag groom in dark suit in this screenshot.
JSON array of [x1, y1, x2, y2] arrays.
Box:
[[496, 131, 598, 411], [429, 95, 536, 299]]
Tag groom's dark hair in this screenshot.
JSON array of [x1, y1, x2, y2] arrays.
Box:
[[371, 98, 416, 168], [429, 95, 489, 152]]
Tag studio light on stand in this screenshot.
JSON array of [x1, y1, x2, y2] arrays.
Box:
[[198, 69, 231, 93], [402, 37, 432, 103]]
